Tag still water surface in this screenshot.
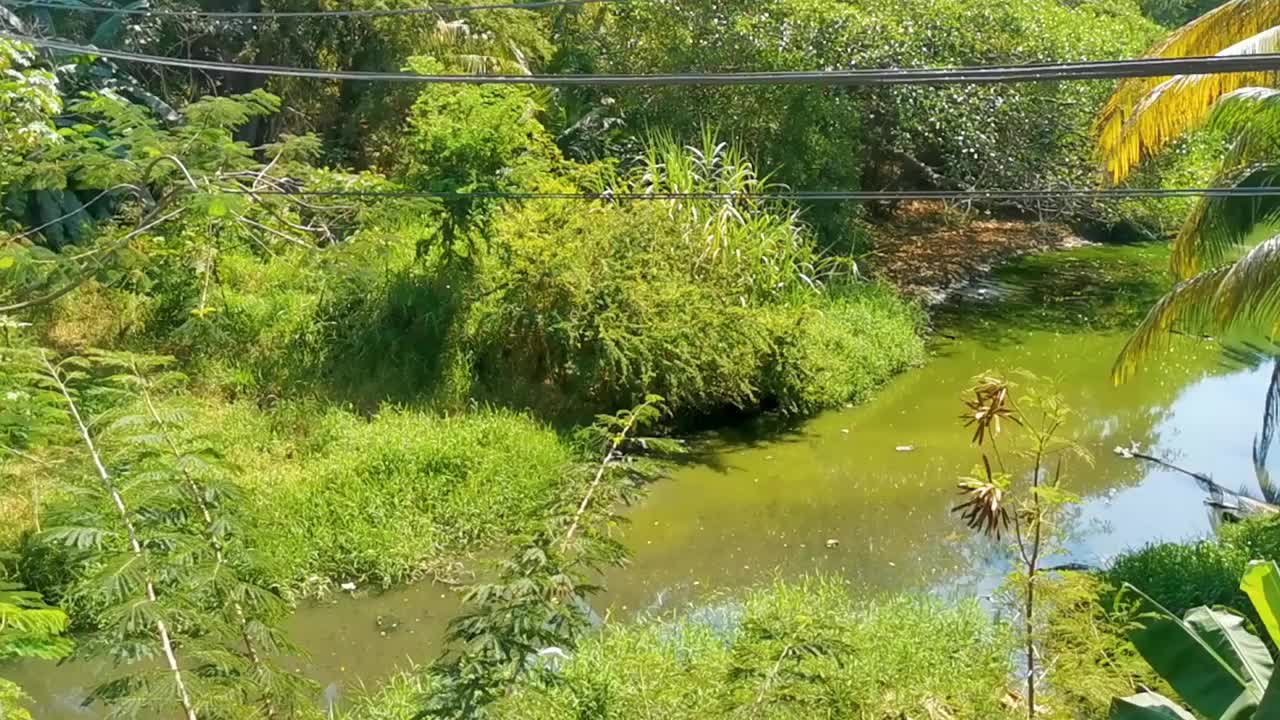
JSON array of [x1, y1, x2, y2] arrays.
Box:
[[12, 247, 1275, 716]]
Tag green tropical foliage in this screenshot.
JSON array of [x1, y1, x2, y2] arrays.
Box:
[[1093, 0, 1280, 380], [1, 0, 1268, 717], [560, 0, 1165, 240], [0, 580, 71, 661], [1109, 561, 1280, 720], [0, 569, 72, 714], [0, 568, 71, 712]]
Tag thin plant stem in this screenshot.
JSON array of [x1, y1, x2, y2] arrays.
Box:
[[131, 361, 274, 717], [561, 408, 643, 551], [42, 353, 199, 720]]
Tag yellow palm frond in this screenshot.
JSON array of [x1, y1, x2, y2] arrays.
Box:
[[1096, 0, 1280, 181], [1102, 25, 1280, 183], [1114, 232, 1280, 381]]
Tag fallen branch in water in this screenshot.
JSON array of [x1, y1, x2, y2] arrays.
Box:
[[1114, 443, 1279, 518]]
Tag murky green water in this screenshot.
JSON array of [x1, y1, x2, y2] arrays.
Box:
[[11, 243, 1277, 716]]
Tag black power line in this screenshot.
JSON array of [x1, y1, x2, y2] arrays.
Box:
[[9, 32, 1280, 85], [2, 0, 620, 18], [224, 187, 1280, 201]]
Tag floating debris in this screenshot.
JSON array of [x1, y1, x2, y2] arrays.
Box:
[[339, 581, 357, 592], [896, 445, 915, 452], [825, 538, 840, 548]]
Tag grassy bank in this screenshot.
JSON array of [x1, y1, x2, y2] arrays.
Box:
[[342, 577, 1017, 720], [334, 517, 1280, 720], [5, 166, 926, 603], [221, 404, 577, 591], [5, 399, 580, 600]]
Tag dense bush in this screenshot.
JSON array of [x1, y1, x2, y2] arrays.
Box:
[[397, 62, 564, 197], [453, 135, 924, 418], [556, 0, 1165, 237]]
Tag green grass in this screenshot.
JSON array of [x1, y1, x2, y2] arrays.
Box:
[[342, 578, 1015, 720], [763, 283, 926, 414], [342, 668, 439, 720], [489, 577, 1014, 720], [5, 399, 578, 600], [1102, 516, 1280, 619], [1042, 516, 1280, 719], [210, 402, 577, 591]]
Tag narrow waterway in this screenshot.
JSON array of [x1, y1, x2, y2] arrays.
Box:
[[12, 243, 1274, 717]]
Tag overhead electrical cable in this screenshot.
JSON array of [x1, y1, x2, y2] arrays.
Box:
[[9, 32, 1280, 85], [1, 0, 620, 18], [198, 187, 1280, 201]]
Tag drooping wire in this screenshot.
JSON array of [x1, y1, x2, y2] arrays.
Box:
[[1, 0, 621, 18], [8, 32, 1280, 85]]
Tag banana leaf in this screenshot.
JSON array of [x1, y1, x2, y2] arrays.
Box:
[[1242, 560, 1280, 648], [1111, 692, 1197, 720], [1124, 583, 1267, 720]]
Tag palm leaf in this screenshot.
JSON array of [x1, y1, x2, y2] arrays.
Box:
[[1173, 163, 1280, 278], [1208, 87, 1280, 144], [1114, 266, 1227, 381], [1115, 233, 1280, 381], [1104, 25, 1280, 184], [1098, 0, 1280, 181]]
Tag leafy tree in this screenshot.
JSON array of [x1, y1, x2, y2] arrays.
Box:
[[8, 0, 556, 167], [396, 57, 565, 257], [557, 0, 1161, 239], [0, 61, 401, 329], [1, 347, 314, 718]]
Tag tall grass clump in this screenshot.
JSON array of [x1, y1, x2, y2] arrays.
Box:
[[137, 401, 576, 592], [485, 577, 1014, 720]]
